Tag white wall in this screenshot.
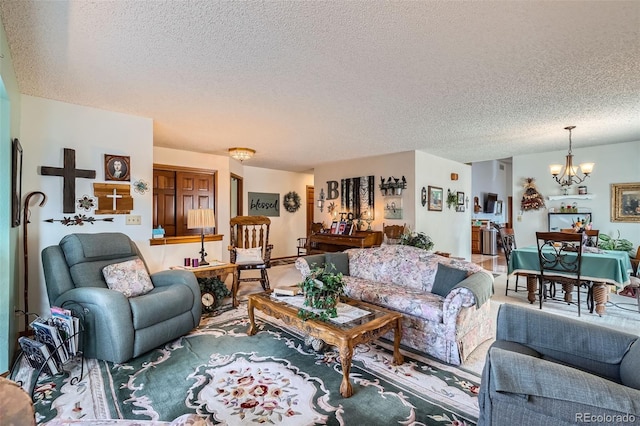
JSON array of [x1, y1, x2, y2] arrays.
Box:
[[242, 166, 314, 258], [513, 141, 640, 248], [20, 96, 154, 318], [415, 151, 472, 259], [471, 159, 510, 224], [314, 151, 473, 259]]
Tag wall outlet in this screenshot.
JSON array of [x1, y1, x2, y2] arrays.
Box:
[[517, 215, 523, 222], [126, 215, 141, 225]]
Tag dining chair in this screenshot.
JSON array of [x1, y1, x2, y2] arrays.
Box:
[[500, 228, 526, 295], [229, 216, 273, 307], [535, 231, 586, 316], [585, 229, 599, 247], [296, 237, 307, 256], [382, 223, 406, 245]]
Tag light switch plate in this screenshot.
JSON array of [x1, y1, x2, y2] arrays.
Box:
[[126, 215, 141, 225]]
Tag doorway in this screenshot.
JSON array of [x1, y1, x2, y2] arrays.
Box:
[[306, 185, 314, 236], [230, 174, 243, 218]]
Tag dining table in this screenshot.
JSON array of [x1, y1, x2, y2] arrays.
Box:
[[508, 245, 633, 315]]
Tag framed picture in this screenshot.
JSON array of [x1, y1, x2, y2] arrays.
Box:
[[611, 183, 640, 222], [342, 222, 354, 235], [428, 186, 443, 211], [105, 154, 130, 181], [457, 191, 465, 205], [11, 138, 23, 227], [495, 200, 503, 215], [330, 221, 339, 234], [338, 221, 347, 234]]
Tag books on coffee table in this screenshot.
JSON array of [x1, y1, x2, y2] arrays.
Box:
[[273, 285, 301, 296]]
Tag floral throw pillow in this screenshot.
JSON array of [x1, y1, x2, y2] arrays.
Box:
[[235, 247, 264, 265], [102, 258, 154, 298]]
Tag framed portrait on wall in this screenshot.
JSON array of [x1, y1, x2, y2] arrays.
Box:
[[105, 154, 131, 181], [611, 183, 640, 222], [428, 186, 443, 211]]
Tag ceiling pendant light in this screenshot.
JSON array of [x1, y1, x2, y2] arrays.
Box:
[[549, 126, 594, 191], [228, 147, 256, 162]]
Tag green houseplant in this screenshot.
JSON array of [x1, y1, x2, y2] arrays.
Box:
[[599, 231, 634, 255], [399, 231, 434, 251], [298, 263, 345, 321]]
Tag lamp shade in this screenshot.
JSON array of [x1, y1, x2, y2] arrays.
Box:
[[187, 208, 216, 230]]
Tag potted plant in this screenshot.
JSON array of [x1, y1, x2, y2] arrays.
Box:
[[599, 231, 634, 255], [399, 231, 434, 251], [298, 263, 345, 321], [446, 189, 458, 209]]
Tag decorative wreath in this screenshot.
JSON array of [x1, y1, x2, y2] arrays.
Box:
[[283, 191, 302, 213]]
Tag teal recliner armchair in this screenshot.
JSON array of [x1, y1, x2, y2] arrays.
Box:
[[42, 233, 201, 364]]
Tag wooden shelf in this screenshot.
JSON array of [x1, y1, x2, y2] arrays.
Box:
[[149, 234, 223, 246], [546, 194, 595, 201]]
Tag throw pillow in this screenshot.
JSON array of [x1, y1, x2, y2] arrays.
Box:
[[235, 247, 264, 265], [102, 258, 154, 298], [431, 263, 468, 297], [325, 252, 350, 276]]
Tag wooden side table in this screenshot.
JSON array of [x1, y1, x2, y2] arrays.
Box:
[[171, 263, 237, 300]]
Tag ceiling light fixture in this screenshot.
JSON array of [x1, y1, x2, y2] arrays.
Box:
[[228, 147, 256, 162], [549, 126, 594, 190]]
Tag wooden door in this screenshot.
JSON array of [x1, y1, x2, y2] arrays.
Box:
[[153, 170, 176, 237], [306, 185, 315, 237], [176, 172, 214, 235]]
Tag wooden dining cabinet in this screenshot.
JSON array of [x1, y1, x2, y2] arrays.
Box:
[[471, 225, 482, 254]]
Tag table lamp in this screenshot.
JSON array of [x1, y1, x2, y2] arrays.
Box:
[[187, 208, 215, 266]]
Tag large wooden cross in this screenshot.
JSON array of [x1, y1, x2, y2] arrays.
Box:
[[40, 148, 96, 213]]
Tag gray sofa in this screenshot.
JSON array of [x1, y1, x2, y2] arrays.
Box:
[[478, 304, 640, 425], [42, 233, 201, 364]]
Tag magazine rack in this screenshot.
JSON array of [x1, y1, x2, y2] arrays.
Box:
[[10, 301, 86, 400]]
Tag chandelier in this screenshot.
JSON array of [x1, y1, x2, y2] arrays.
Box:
[[549, 126, 594, 188], [228, 147, 256, 162]]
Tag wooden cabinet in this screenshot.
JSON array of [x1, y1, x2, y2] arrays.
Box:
[[308, 231, 383, 254], [471, 226, 482, 254]]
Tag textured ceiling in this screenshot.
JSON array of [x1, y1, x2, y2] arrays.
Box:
[[1, 1, 639, 172]]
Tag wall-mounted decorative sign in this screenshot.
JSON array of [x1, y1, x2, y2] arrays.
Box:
[[248, 192, 280, 217], [94, 183, 133, 214], [105, 154, 130, 181], [341, 175, 375, 219], [421, 187, 427, 207]]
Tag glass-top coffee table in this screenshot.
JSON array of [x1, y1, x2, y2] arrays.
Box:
[[247, 292, 404, 397]]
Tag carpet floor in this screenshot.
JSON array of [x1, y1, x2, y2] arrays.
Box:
[[16, 301, 481, 426]]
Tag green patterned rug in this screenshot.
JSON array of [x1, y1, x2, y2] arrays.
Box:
[[17, 305, 480, 425]]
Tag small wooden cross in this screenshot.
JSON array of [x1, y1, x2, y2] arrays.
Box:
[[40, 148, 96, 213], [106, 188, 123, 210]]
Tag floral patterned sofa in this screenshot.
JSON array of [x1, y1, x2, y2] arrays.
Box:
[[296, 245, 494, 365]]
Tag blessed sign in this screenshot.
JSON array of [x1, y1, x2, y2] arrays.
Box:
[[248, 192, 280, 217]]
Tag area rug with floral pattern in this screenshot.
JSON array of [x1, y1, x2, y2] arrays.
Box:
[[15, 303, 480, 425]]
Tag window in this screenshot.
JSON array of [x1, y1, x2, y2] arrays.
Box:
[[153, 165, 216, 237]]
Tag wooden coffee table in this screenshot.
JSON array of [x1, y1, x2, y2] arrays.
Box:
[[247, 293, 403, 397]]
